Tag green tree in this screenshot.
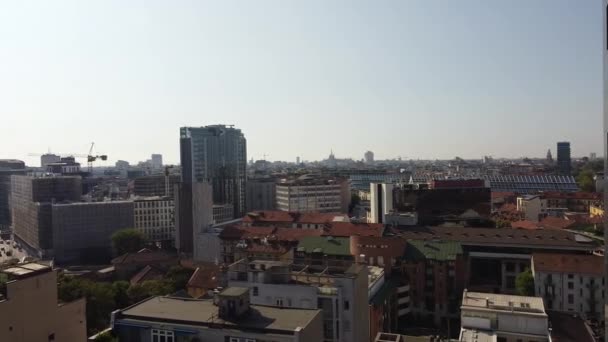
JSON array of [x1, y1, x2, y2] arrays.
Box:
[[495, 219, 512, 228], [515, 268, 535, 296], [111, 228, 145, 256], [127, 280, 173, 303], [112, 280, 131, 308], [576, 169, 595, 192], [93, 331, 118, 342], [165, 266, 194, 291]]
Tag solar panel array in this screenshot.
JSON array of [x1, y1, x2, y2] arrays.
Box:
[[484, 175, 579, 193]]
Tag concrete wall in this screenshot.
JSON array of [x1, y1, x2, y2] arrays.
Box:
[[229, 280, 318, 309], [534, 271, 604, 318], [0, 270, 86, 342]]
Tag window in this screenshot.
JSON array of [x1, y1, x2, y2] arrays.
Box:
[[229, 338, 240, 342], [580, 289, 583, 296], [152, 329, 174, 342], [568, 274, 574, 279], [580, 276, 583, 284], [344, 300, 350, 310], [276, 298, 284, 306], [568, 282, 574, 290], [568, 294, 574, 304]]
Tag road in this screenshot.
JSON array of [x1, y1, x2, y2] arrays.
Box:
[[0, 237, 29, 264]]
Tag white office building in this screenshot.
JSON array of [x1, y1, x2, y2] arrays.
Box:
[[276, 176, 349, 213], [133, 196, 175, 242]]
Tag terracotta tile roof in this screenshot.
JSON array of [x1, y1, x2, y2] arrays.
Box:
[[130, 265, 165, 285], [219, 225, 276, 240], [187, 263, 220, 291], [244, 243, 289, 255], [242, 210, 344, 225], [273, 228, 322, 241], [539, 216, 576, 230], [491, 191, 517, 199], [511, 220, 541, 230], [112, 248, 176, 265], [324, 222, 384, 237], [389, 226, 598, 250], [533, 253, 604, 276]]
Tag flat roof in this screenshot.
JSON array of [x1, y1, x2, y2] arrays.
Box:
[[1, 263, 51, 279], [118, 296, 321, 333], [219, 287, 249, 297], [459, 329, 496, 342], [462, 291, 545, 315], [533, 253, 604, 276]]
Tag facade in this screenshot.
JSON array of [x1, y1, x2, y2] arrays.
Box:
[[351, 174, 408, 192], [369, 183, 394, 224], [532, 253, 604, 319], [180, 125, 247, 218], [0, 161, 26, 231], [401, 240, 465, 328], [557, 141, 571, 176], [543, 191, 601, 212], [227, 260, 370, 342], [276, 176, 349, 213], [246, 177, 277, 211], [516, 195, 546, 222], [134, 196, 175, 243], [174, 182, 213, 256], [213, 203, 234, 224], [459, 291, 550, 342], [0, 263, 86, 342], [150, 153, 162, 169], [133, 174, 180, 197], [11, 175, 81, 256], [112, 288, 323, 342], [51, 200, 134, 263], [40, 153, 61, 168]]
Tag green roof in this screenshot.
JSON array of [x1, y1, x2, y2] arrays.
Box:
[[405, 239, 462, 261], [297, 236, 351, 256]]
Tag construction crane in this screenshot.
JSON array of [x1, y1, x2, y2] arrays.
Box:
[[86, 142, 108, 173]]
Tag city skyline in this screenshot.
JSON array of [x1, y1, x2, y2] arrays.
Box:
[[0, 1, 602, 165]]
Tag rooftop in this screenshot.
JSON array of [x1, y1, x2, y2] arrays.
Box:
[[461, 291, 546, 315], [296, 236, 351, 256], [243, 210, 347, 225], [219, 287, 249, 297], [405, 239, 462, 261], [117, 296, 321, 334], [1, 263, 51, 279], [458, 329, 496, 342], [532, 253, 604, 276]]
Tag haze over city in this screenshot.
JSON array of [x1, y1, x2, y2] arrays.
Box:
[[0, 0, 602, 166]]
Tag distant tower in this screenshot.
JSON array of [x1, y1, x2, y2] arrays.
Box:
[[328, 150, 337, 168], [364, 151, 374, 164], [151, 154, 163, 169], [556, 142, 571, 175], [546, 149, 553, 163], [296, 156, 300, 164]]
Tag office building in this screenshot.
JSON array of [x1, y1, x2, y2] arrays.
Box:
[[276, 176, 349, 213], [459, 291, 550, 342], [364, 151, 374, 164], [111, 288, 323, 342], [174, 182, 214, 260], [133, 196, 175, 243], [557, 141, 571, 176], [212, 203, 234, 224], [40, 153, 61, 168], [0, 263, 86, 342], [51, 200, 134, 263], [180, 125, 247, 218], [0, 160, 26, 231], [369, 183, 395, 224], [246, 176, 277, 211], [11, 175, 81, 256], [351, 173, 408, 192], [532, 253, 604, 319], [133, 174, 180, 197], [150, 153, 162, 169], [227, 260, 370, 342]]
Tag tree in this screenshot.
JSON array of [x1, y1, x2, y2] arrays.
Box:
[[94, 331, 118, 342], [576, 169, 595, 192], [112, 280, 131, 308], [165, 266, 194, 291], [515, 268, 535, 296], [127, 280, 173, 303], [495, 219, 512, 228], [111, 228, 145, 256]]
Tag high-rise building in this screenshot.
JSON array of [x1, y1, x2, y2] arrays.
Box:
[[0, 160, 26, 231], [40, 153, 60, 168], [180, 125, 247, 218], [174, 181, 213, 259], [151, 154, 163, 169], [364, 151, 374, 164], [556, 141, 571, 175], [246, 177, 277, 211]]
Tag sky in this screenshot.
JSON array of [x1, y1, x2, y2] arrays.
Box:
[[0, 0, 603, 166]]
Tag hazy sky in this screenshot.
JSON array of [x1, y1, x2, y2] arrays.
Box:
[[0, 0, 602, 166]]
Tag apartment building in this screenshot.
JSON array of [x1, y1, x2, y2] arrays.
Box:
[[112, 287, 323, 342], [134, 196, 175, 243], [459, 291, 550, 342], [227, 260, 370, 342], [246, 177, 277, 211], [517, 195, 546, 222], [0, 263, 86, 342], [276, 176, 349, 213], [532, 253, 604, 319], [133, 174, 180, 197]]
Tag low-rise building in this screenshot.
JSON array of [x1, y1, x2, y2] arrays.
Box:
[[532, 253, 604, 319], [134, 196, 175, 243], [459, 291, 550, 342], [227, 260, 370, 342], [517, 194, 547, 222], [0, 263, 86, 342], [276, 176, 350, 213], [112, 287, 323, 342]]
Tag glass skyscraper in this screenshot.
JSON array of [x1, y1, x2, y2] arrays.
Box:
[[180, 125, 247, 218]]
